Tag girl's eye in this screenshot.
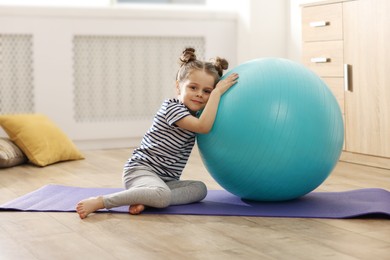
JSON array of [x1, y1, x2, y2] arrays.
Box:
[[204, 90, 212, 94]]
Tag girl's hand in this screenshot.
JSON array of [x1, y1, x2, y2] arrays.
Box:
[[214, 73, 239, 96]]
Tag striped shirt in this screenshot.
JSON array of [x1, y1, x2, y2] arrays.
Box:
[[125, 98, 196, 180]]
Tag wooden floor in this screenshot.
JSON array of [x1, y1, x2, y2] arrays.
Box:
[[0, 147, 389, 260]]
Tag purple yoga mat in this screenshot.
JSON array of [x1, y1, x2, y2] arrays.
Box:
[[1, 184, 389, 219]]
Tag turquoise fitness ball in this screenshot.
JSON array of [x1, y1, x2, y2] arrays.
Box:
[[197, 58, 344, 201]]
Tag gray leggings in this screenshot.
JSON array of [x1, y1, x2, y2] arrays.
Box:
[[102, 168, 207, 209]]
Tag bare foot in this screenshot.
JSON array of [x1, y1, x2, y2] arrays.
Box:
[[76, 196, 104, 219], [129, 204, 145, 215]]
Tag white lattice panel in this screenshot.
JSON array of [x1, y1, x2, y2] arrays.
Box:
[[0, 34, 34, 114], [73, 36, 205, 122]]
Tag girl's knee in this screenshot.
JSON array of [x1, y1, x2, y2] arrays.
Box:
[[196, 181, 208, 200], [153, 187, 171, 208], [185, 181, 207, 201]]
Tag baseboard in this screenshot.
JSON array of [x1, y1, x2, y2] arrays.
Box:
[[74, 137, 141, 150], [340, 151, 390, 169]]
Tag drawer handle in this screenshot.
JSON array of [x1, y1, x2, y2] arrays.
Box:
[[344, 64, 352, 92], [309, 21, 329, 27], [310, 57, 329, 63]]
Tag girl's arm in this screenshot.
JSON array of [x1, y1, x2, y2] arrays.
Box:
[[175, 73, 238, 134]]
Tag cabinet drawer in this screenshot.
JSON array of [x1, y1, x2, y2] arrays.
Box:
[[302, 41, 343, 77], [302, 3, 343, 42], [322, 77, 344, 114]]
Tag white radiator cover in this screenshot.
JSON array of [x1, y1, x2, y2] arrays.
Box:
[[0, 7, 237, 149], [0, 34, 34, 114], [73, 35, 205, 122]]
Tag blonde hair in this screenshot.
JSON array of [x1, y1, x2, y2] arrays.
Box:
[[176, 47, 229, 86]]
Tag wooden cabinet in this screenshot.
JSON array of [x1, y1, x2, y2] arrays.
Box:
[[301, 2, 343, 41], [301, 2, 345, 149], [302, 41, 344, 77], [343, 0, 390, 158], [302, 0, 390, 164]]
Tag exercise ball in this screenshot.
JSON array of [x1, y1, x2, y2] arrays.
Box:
[[197, 58, 344, 201]]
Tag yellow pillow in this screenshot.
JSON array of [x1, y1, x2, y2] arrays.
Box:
[[0, 114, 84, 166]]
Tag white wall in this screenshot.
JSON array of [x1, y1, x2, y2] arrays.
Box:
[[207, 0, 288, 63], [0, 0, 110, 6], [226, 0, 288, 63]]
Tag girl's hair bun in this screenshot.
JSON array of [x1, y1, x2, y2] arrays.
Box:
[[211, 57, 229, 77], [179, 47, 197, 66], [176, 47, 229, 84]]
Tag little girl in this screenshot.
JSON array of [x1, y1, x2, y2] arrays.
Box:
[[76, 47, 238, 219]]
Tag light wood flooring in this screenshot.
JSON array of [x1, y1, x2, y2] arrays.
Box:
[[0, 147, 389, 260]]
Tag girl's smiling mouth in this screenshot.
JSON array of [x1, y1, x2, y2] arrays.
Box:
[[191, 99, 203, 104]]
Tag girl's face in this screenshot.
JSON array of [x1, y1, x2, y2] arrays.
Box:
[[176, 70, 215, 114]]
